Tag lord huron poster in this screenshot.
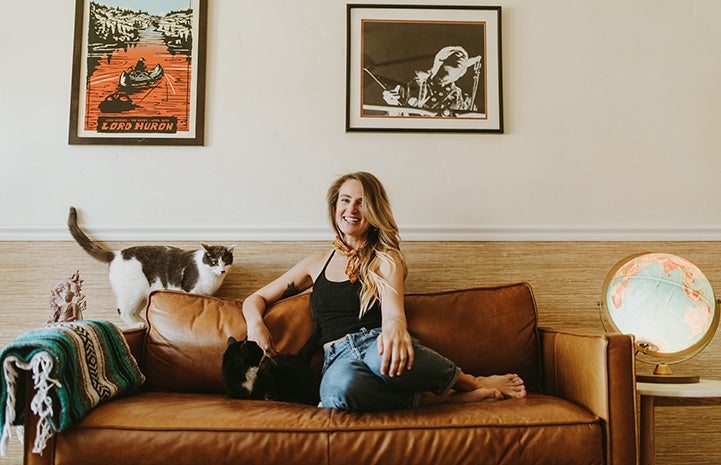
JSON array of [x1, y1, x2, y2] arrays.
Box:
[[68, 0, 207, 145]]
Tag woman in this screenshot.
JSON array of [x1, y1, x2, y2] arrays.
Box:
[[242, 172, 526, 411]]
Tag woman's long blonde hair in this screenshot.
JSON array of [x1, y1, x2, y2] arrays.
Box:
[[327, 172, 407, 317]]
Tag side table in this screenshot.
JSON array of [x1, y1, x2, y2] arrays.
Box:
[[637, 378, 721, 465]]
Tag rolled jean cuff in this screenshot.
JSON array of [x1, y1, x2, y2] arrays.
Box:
[[435, 366, 461, 398], [410, 392, 422, 408]]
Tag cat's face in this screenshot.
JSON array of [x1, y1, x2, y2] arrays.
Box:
[[201, 244, 235, 276], [225, 337, 264, 366], [222, 337, 265, 398]]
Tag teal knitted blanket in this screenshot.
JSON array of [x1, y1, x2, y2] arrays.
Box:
[[0, 320, 145, 455]]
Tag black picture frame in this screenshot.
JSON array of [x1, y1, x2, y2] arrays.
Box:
[[346, 4, 503, 133], [68, 0, 207, 145]]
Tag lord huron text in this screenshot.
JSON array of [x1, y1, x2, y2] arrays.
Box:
[[97, 116, 178, 133]]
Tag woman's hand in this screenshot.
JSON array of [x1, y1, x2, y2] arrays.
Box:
[[245, 321, 277, 355], [377, 318, 414, 377], [242, 293, 278, 354]]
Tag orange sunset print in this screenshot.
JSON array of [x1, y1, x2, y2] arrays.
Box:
[[81, 1, 196, 136]]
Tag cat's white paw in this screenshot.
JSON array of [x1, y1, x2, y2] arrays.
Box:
[[120, 315, 147, 329]]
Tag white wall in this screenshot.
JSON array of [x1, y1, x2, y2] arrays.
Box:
[[2, 0, 721, 241]]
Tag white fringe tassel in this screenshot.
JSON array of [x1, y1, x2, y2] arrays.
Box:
[[1, 352, 60, 456]]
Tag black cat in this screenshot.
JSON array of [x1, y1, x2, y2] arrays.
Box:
[[222, 335, 320, 406]]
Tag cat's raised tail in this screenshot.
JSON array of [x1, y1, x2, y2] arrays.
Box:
[[68, 207, 115, 263]]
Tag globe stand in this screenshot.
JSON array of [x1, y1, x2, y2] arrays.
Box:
[[636, 363, 699, 384]]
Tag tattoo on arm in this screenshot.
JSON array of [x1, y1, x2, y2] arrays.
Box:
[[280, 282, 301, 300]]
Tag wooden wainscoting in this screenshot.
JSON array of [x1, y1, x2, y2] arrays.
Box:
[[2, 240, 721, 465]]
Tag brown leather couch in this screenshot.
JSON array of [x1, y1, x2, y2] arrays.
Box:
[[23, 282, 638, 465]]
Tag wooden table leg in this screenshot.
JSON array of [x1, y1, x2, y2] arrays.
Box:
[[640, 395, 655, 465]]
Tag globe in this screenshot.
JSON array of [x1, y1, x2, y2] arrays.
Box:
[[601, 252, 719, 382]]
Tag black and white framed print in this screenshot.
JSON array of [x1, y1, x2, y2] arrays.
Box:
[[346, 4, 503, 133]]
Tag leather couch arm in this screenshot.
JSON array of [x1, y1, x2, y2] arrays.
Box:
[[122, 327, 146, 369], [22, 327, 147, 465], [539, 328, 638, 465]]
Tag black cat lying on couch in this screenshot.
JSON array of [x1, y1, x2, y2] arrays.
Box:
[[222, 336, 320, 405]]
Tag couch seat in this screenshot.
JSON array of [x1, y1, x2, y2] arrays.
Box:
[[52, 392, 604, 465]]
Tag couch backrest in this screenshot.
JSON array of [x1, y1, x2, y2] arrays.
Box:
[[141, 282, 540, 394]]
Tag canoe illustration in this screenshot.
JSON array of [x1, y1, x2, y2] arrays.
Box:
[[119, 59, 164, 89]]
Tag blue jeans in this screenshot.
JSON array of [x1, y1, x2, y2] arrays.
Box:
[[319, 327, 461, 411]]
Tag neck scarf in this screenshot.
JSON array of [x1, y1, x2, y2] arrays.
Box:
[[332, 236, 363, 283]]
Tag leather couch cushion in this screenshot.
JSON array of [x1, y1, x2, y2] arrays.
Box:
[[143, 291, 314, 393], [143, 282, 540, 394], [54, 392, 600, 465]]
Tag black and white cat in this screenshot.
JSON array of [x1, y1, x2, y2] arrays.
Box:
[[222, 336, 320, 405], [68, 206, 234, 328]]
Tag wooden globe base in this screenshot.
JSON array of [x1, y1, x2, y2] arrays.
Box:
[[636, 363, 700, 384]]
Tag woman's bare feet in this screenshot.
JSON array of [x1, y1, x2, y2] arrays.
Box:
[[419, 387, 503, 406], [476, 374, 527, 399], [449, 387, 504, 403], [453, 372, 527, 399], [419, 372, 526, 407]]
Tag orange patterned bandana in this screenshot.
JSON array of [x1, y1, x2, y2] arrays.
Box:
[[332, 236, 364, 283]]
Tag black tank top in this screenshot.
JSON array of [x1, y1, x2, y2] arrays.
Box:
[[310, 251, 382, 345]]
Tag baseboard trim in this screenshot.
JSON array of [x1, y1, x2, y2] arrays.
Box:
[[2, 225, 721, 241]]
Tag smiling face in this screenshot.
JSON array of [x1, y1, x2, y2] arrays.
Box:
[[335, 179, 371, 247]]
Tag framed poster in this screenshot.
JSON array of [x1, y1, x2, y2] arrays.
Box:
[[68, 0, 207, 145], [346, 4, 503, 133]]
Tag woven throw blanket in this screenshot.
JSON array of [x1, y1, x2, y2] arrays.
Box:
[[0, 320, 145, 455]]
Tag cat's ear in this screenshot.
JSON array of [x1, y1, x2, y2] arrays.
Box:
[[227, 336, 237, 346], [201, 243, 210, 252], [227, 245, 237, 252]]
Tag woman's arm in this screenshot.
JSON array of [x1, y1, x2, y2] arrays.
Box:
[[376, 252, 414, 377], [242, 252, 322, 353]]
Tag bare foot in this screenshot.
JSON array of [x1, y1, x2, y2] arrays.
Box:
[[450, 387, 504, 403], [419, 387, 503, 406], [476, 374, 527, 399]]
